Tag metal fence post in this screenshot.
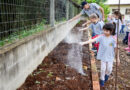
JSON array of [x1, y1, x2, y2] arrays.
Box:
[[72, 5, 75, 17], [70, 3, 72, 19], [66, 0, 69, 20], [50, 0, 55, 27]]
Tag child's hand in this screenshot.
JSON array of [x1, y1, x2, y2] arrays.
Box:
[[79, 28, 85, 31], [79, 27, 88, 31], [79, 42, 85, 46], [82, 23, 86, 27]]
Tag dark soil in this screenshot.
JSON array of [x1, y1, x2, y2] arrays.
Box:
[[18, 21, 92, 90]]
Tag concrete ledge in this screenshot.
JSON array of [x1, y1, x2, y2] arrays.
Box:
[[0, 14, 81, 90]]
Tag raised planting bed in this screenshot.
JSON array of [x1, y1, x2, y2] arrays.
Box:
[[18, 21, 93, 90]]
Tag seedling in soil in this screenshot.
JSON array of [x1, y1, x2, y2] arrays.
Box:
[[39, 69, 46, 72], [33, 73, 36, 76], [35, 80, 40, 84], [30, 73, 33, 77], [42, 63, 47, 66], [36, 71, 41, 75], [33, 69, 46, 76], [50, 81, 55, 85], [47, 72, 53, 78], [39, 69, 43, 71]]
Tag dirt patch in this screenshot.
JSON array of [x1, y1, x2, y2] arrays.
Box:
[[18, 21, 92, 90]]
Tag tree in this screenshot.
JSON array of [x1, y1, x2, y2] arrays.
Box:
[[72, 0, 107, 4]]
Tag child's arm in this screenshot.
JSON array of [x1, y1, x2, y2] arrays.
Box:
[[79, 27, 89, 31], [79, 38, 96, 46], [79, 35, 102, 45], [79, 23, 92, 31], [82, 20, 91, 27], [82, 22, 87, 27]]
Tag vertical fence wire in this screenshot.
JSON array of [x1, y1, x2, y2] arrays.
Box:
[[55, 0, 66, 22]]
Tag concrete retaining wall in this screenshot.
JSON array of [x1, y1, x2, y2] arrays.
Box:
[[0, 15, 81, 90]]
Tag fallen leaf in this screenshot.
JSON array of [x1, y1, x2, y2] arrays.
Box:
[[83, 66, 88, 70], [56, 77, 61, 81]]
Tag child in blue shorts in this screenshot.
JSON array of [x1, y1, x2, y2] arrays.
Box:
[[80, 14, 104, 52], [80, 13, 104, 36]]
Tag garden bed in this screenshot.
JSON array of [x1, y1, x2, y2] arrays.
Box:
[[18, 21, 93, 90]]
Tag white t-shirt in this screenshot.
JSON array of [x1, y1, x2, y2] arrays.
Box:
[[95, 35, 116, 62], [113, 19, 122, 34], [89, 21, 104, 35]]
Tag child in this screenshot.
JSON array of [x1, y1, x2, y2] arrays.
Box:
[[107, 14, 113, 23], [123, 20, 130, 44], [125, 32, 130, 55], [79, 23, 120, 86], [80, 14, 104, 36], [80, 14, 104, 51], [124, 22, 130, 55], [120, 15, 126, 33], [113, 11, 122, 35], [123, 32, 129, 44], [82, 13, 102, 27]]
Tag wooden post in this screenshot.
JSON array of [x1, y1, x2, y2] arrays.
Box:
[[50, 0, 55, 27], [88, 29, 100, 90]]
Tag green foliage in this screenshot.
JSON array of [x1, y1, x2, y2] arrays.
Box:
[[47, 72, 53, 78], [0, 21, 46, 47], [87, 0, 110, 21], [0, 0, 49, 46], [72, 0, 84, 4], [50, 81, 55, 85], [0, 41, 4, 47], [72, 0, 110, 21], [87, 0, 97, 3], [99, 2, 110, 21], [35, 81, 40, 84], [32, 69, 46, 76], [72, 0, 107, 4]]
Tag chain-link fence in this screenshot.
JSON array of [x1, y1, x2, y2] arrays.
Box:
[[0, 0, 81, 46]]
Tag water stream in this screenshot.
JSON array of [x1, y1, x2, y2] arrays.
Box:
[[64, 27, 85, 75]]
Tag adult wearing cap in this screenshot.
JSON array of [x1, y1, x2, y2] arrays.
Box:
[[81, 1, 105, 21]]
